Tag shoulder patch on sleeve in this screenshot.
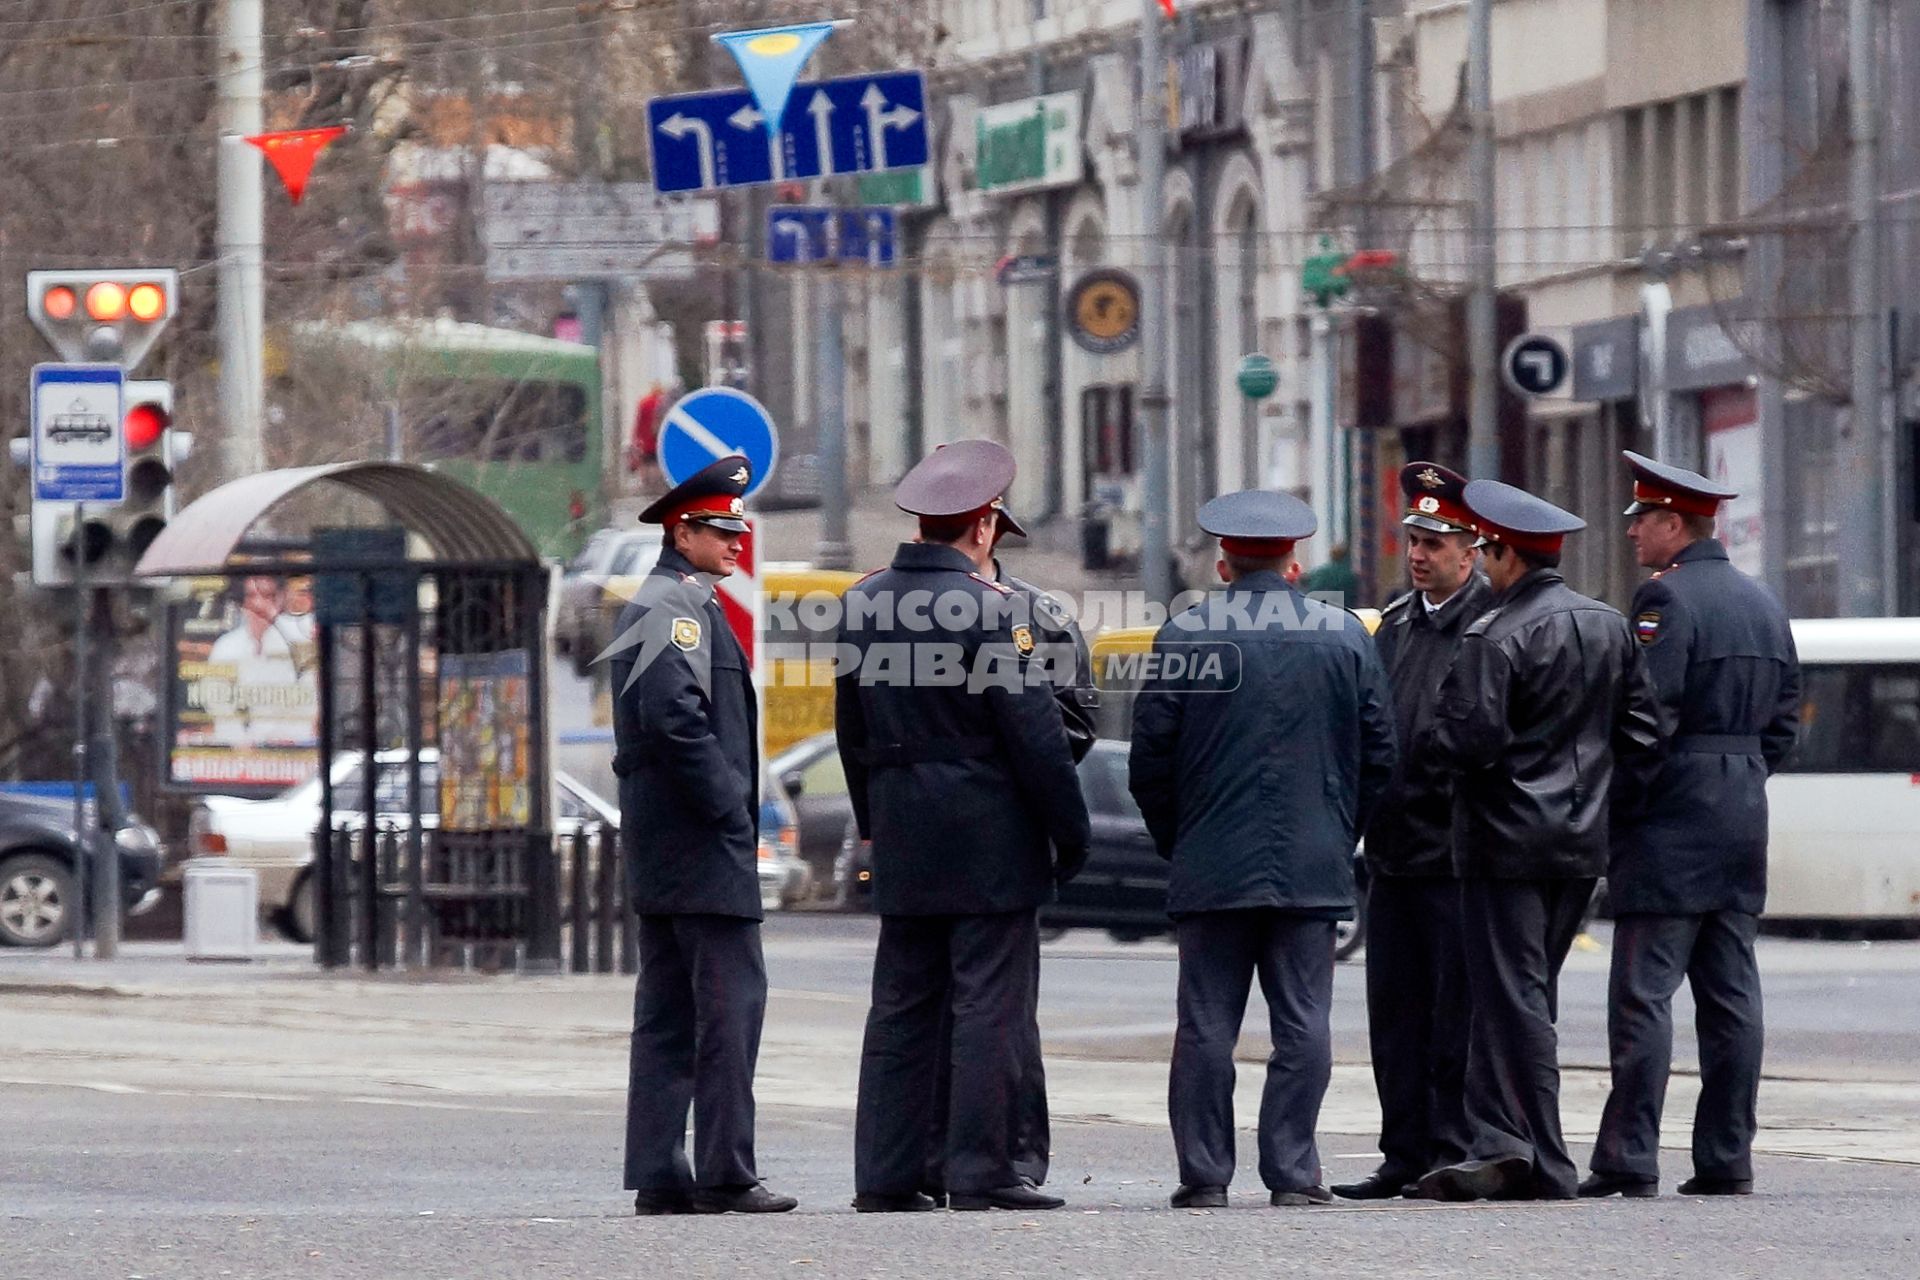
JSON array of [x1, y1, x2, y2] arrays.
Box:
[[1634, 610, 1663, 646], [670, 616, 703, 651]]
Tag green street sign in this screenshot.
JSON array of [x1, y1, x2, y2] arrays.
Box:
[[856, 166, 931, 209], [1301, 235, 1349, 308], [1236, 352, 1280, 400], [976, 92, 1083, 195]]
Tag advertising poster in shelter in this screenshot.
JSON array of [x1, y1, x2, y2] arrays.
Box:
[[437, 650, 532, 830], [166, 569, 321, 793]]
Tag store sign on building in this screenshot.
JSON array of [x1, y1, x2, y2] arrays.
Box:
[[1570, 315, 1638, 402], [1666, 304, 1754, 393], [976, 92, 1083, 196]]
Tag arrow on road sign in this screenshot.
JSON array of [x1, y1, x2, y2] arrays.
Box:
[[860, 82, 921, 171], [807, 90, 836, 176], [658, 113, 715, 189]]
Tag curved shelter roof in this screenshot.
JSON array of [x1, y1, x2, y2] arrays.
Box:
[[135, 462, 539, 577]]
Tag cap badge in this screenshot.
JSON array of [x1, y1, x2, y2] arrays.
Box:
[[1416, 467, 1445, 490], [671, 617, 702, 652], [730, 466, 749, 485], [729, 497, 744, 515], [1416, 496, 1441, 514]]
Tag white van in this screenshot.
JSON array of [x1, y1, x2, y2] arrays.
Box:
[[1767, 617, 1920, 922]]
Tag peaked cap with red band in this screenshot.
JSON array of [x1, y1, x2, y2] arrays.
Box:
[[1461, 478, 1584, 557], [1620, 450, 1736, 518], [638, 454, 752, 532], [1400, 460, 1474, 534], [895, 438, 1018, 525], [1199, 487, 1317, 559]]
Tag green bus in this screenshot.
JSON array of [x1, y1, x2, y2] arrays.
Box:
[[283, 318, 604, 561]]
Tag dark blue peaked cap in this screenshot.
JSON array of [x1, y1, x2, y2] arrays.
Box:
[[1197, 489, 1319, 542]]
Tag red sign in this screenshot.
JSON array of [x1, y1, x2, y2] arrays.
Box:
[[716, 519, 757, 667], [246, 125, 348, 205]]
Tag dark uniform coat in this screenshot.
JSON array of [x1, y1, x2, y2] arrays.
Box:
[[1609, 539, 1800, 915], [835, 542, 1092, 915], [610, 545, 762, 920], [1430, 569, 1663, 879], [1367, 574, 1496, 877], [1129, 572, 1398, 917], [1000, 568, 1099, 763]]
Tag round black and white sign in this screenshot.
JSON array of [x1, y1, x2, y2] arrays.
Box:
[[1501, 333, 1571, 398]]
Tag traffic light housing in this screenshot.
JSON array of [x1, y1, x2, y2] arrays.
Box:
[[27, 269, 178, 372]]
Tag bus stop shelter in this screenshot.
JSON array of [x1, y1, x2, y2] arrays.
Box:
[[136, 462, 622, 974]]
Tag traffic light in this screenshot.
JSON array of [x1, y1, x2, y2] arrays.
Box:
[[109, 380, 177, 574], [27, 269, 178, 372]]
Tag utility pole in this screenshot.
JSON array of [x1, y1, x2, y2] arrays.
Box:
[[815, 240, 851, 570], [1841, 0, 1886, 615], [1138, 0, 1172, 606], [217, 0, 266, 480], [1465, 0, 1500, 480]]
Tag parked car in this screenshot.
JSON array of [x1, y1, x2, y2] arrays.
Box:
[[0, 790, 164, 949], [187, 750, 809, 939], [557, 531, 659, 676], [832, 739, 1368, 958], [770, 730, 853, 893]]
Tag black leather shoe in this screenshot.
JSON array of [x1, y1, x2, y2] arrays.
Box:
[[690, 1183, 798, 1214], [1169, 1185, 1228, 1209], [1579, 1171, 1658, 1199], [948, 1184, 1066, 1211], [1270, 1185, 1334, 1206], [1332, 1171, 1417, 1201], [633, 1190, 692, 1215], [853, 1191, 939, 1213], [1414, 1156, 1533, 1203], [1678, 1175, 1753, 1196], [919, 1186, 949, 1209]]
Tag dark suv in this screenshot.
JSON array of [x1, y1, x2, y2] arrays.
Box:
[[0, 791, 164, 948]]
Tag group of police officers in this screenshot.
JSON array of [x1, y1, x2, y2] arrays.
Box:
[[609, 434, 1800, 1215]]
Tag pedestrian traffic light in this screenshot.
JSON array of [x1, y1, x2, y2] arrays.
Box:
[[26, 269, 178, 372]]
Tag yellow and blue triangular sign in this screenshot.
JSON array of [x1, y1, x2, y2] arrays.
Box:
[[711, 21, 841, 135]]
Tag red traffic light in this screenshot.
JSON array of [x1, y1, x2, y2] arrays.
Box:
[[125, 401, 170, 451], [86, 281, 129, 321], [42, 285, 77, 321]]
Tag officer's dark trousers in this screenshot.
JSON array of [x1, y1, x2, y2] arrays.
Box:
[[624, 914, 766, 1193], [1458, 877, 1595, 1198], [856, 911, 1038, 1196], [1170, 910, 1335, 1193], [1364, 876, 1472, 1181], [926, 927, 1051, 1189], [1591, 910, 1763, 1183]]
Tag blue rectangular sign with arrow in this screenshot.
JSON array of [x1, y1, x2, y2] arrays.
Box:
[[648, 70, 929, 195], [766, 206, 898, 267]]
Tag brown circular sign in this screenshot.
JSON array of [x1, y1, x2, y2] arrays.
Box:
[[1065, 268, 1142, 354]]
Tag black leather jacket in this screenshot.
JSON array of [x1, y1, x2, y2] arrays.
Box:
[[1426, 568, 1662, 880], [1366, 574, 1495, 877]]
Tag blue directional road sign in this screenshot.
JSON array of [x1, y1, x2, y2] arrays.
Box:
[[658, 387, 780, 499], [766, 206, 898, 266], [766, 206, 834, 264], [30, 363, 125, 504], [648, 70, 929, 195]]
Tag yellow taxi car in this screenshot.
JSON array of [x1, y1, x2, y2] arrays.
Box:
[[761, 564, 863, 756]]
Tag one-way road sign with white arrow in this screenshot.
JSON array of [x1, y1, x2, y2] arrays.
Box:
[[648, 70, 928, 194]]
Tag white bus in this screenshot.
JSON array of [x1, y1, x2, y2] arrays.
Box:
[[1769, 618, 1920, 923]]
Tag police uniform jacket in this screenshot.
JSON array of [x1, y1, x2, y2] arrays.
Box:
[[1128, 572, 1398, 918], [1609, 539, 1800, 915], [1428, 568, 1662, 879], [610, 545, 763, 920], [834, 543, 1092, 917], [1366, 574, 1495, 877], [1000, 568, 1099, 763]]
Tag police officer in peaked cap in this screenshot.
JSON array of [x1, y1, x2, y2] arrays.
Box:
[[612, 454, 796, 1215], [1414, 480, 1662, 1202], [835, 439, 1091, 1213], [1129, 488, 1397, 1208], [1580, 453, 1800, 1200], [1336, 463, 1491, 1201]]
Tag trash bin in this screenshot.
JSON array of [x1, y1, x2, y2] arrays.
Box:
[[183, 859, 258, 962]]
